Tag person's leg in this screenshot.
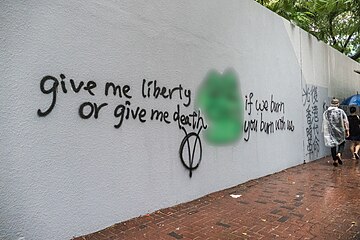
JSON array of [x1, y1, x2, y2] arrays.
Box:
[[331, 146, 337, 165], [337, 141, 346, 165], [355, 141, 360, 159], [331, 146, 339, 166], [350, 141, 356, 159], [338, 141, 345, 155]]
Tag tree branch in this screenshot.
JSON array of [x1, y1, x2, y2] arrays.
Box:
[[351, 48, 360, 61], [328, 14, 337, 45], [342, 31, 354, 50]]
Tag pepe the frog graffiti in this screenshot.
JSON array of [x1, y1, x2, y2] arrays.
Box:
[[196, 69, 244, 144]]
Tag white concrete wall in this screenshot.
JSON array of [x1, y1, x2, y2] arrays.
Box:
[[283, 21, 360, 161], [1, 0, 360, 239]]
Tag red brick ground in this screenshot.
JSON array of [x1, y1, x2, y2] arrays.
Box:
[[73, 156, 360, 240]]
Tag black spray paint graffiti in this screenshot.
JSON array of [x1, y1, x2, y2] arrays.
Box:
[[37, 74, 99, 117], [302, 85, 320, 156], [37, 73, 207, 178], [243, 92, 295, 142], [179, 126, 203, 178], [176, 107, 206, 178]]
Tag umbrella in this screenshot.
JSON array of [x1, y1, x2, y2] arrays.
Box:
[[341, 94, 360, 106]]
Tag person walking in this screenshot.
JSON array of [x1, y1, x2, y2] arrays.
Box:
[[322, 98, 349, 166], [347, 106, 360, 159]]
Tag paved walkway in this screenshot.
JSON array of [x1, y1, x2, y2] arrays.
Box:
[[74, 156, 360, 240]]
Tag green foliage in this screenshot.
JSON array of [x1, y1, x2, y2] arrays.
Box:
[[255, 0, 360, 62]]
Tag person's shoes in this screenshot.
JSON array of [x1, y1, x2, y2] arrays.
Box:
[[336, 154, 343, 165], [355, 153, 359, 159], [333, 160, 339, 167]]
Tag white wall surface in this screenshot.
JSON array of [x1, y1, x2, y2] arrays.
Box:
[[1, 0, 360, 239]]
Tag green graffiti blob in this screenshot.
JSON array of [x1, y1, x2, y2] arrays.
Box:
[[196, 69, 244, 144]]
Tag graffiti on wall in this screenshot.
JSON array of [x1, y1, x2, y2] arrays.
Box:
[[302, 85, 320, 156], [179, 126, 203, 178], [196, 69, 244, 144], [196, 69, 296, 144], [37, 70, 298, 176], [302, 84, 329, 160], [243, 92, 295, 142], [37, 73, 207, 178]]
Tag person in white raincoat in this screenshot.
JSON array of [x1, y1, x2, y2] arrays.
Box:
[[323, 98, 349, 166]]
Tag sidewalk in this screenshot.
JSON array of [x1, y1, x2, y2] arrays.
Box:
[[74, 156, 360, 240]]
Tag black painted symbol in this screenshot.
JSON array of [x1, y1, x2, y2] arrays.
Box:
[[179, 126, 203, 178]]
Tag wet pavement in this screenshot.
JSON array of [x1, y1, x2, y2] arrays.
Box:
[[74, 156, 360, 240]]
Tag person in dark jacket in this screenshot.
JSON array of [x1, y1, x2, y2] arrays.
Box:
[[347, 106, 360, 159]]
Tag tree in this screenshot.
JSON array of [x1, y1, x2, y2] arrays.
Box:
[[255, 0, 360, 62]]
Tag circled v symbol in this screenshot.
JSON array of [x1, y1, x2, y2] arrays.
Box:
[[179, 126, 203, 178]]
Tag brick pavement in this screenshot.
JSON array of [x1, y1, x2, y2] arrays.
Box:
[[73, 157, 360, 240]]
